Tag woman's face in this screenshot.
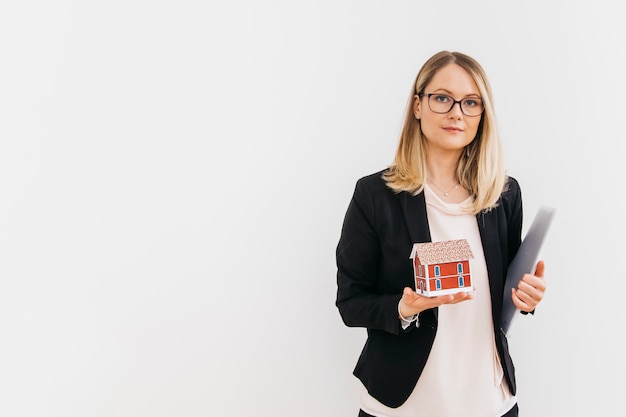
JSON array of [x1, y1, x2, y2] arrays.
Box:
[[414, 63, 482, 156]]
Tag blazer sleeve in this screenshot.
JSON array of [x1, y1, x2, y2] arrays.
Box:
[[335, 177, 403, 335]]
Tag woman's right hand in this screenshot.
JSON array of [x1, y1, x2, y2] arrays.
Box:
[[399, 286, 473, 318]]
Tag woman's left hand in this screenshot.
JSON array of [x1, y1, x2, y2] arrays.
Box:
[[512, 260, 546, 313]]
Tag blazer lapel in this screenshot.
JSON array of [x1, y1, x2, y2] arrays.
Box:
[[400, 191, 431, 244], [400, 190, 435, 320], [477, 209, 505, 316]]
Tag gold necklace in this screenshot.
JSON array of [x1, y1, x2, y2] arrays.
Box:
[[428, 179, 458, 197]]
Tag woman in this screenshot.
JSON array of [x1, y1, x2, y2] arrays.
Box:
[[335, 51, 546, 417]]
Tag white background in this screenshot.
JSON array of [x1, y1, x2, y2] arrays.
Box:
[[1, 1, 624, 416]]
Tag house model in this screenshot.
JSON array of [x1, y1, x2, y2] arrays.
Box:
[[409, 239, 475, 296]]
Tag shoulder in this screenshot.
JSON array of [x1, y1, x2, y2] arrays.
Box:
[[500, 175, 523, 218], [503, 175, 521, 200], [351, 169, 398, 200], [355, 169, 391, 191], [356, 169, 387, 185]]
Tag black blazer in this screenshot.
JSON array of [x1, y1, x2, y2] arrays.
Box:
[[336, 170, 523, 408]]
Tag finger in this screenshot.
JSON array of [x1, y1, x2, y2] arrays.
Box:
[[514, 284, 545, 311], [444, 291, 473, 305], [517, 278, 545, 298], [513, 287, 532, 305], [519, 273, 547, 302], [512, 288, 533, 312], [419, 294, 452, 309], [437, 294, 456, 304], [402, 287, 419, 304]]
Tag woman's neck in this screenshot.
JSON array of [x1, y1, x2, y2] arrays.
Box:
[[425, 156, 459, 186], [425, 154, 469, 202]]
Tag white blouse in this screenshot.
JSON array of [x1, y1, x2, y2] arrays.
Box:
[[360, 184, 516, 417]]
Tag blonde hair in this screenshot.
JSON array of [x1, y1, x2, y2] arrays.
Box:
[[383, 51, 507, 214]]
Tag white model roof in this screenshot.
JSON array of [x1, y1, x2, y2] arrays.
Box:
[[409, 239, 474, 264]]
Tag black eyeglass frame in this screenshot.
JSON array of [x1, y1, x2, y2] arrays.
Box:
[[418, 93, 484, 117]]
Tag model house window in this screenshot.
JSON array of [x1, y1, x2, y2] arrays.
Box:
[[418, 265, 423, 276], [434, 265, 441, 276], [458, 276, 465, 287], [436, 279, 441, 290], [457, 262, 463, 274]]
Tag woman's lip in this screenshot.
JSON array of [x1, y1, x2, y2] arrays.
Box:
[[443, 127, 463, 132]]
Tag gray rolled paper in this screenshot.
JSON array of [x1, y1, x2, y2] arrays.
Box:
[[501, 205, 556, 335]]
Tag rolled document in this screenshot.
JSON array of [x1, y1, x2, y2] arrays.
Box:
[[501, 205, 556, 335]]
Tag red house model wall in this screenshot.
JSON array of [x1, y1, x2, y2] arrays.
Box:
[[410, 239, 474, 297]]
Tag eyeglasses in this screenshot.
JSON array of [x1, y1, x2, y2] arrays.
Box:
[[418, 93, 484, 117]]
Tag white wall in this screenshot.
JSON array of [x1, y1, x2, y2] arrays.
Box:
[[1, 1, 624, 416]]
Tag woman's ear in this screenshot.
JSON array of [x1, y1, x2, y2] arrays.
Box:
[[413, 95, 422, 119]]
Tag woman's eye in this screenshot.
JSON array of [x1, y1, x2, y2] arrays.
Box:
[[434, 95, 451, 103]]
